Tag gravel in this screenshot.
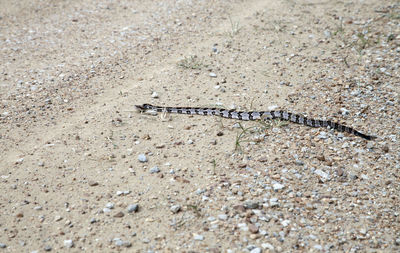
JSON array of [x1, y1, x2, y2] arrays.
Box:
[[1, 1, 398, 252]]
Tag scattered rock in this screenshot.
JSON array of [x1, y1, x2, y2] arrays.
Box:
[[106, 202, 114, 209], [209, 72, 217, 78], [149, 166, 160, 173], [314, 169, 330, 181], [170, 205, 181, 213], [44, 245, 52, 251], [249, 224, 259, 234], [138, 154, 147, 162], [244, 201, 259, 209], [262, 243, 274, 250], [88, 181, 99, 186], [273, 183, 285, 191], [269, 198, 279, 207], [114, 238, 132, 247], [250, 247, 262, 253], [0, 243, 6, 248], [116, 190, 130, 196], [127, 204, 139, 213], [114, 211, 124, 218], [54, 215, 62, 222], [218, 214, 228, 220], [63, 240, 74, 248], [237, 223, 248, 231], [233, 205, 246, 212], [193, 234, 204, 241], [281, 220, 290, 227], [151, 91, 159, 98]]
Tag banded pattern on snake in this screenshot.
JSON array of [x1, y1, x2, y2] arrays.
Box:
[[135, 104, 376, 140]]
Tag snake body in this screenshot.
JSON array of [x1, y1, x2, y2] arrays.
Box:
[[135, 104, 376, 140]]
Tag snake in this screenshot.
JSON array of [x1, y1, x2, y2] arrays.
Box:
[[135, 104, 376, 140]]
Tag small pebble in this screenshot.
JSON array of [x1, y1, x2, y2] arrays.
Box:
[[250, 248, 262, 253], [218, 214, 228, 220], [116, 190, 130, 196], [314, 244, 323, 250], [114, 211, 124, 218], [54, 215, 62, 222], [193, 234, 204, 241], [44, 245, 52, 251], [0, 243, 6, 248], [151, 91, 159, 98], [269, 198, 279, 207], [127, 204, 139, 213], [88, 181, 99, 186], [262, 243, 274, 250], [244, 201, 259, 209], [273, 183, 285, 191], [138, 154, 147, 162], [63, 240, 74, 248], [248, 224, 259, 234], [209, 72, 217, 78], [238, 223, 248, 231], [170, 205, 181, 213], [314, 169, 330, 181], [281, 220, 290, 227], [114, 238, 132, 247], [106, 202, 114, 209], [149, 166, 160, 173]]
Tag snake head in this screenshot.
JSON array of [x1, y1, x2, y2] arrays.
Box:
[[135, 104, 153, 111]]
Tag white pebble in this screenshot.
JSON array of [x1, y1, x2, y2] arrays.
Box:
[[218, 214, 228, 220], [127, 204, 139, 213], [63, 240, 74, 248], [149, 166, 160, 173], [193, 234, 204, 241], [106, 202, 114, 209], [170, 205, 181, 213], [250, 248, 262, 253], [262, 243, 274, 250], [151, 91, 159, 98], [138, 154, 147, 162], [314, 169, 330, 181], [281, 219, 291, 227], [273, 183, 285, 191]]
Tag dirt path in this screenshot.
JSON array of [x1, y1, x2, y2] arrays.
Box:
[[1, 0, 399, 252]]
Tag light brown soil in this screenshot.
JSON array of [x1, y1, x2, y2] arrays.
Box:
[[1, 0, 399, 252]]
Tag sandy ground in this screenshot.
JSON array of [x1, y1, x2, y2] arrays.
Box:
[[1, 0, 399, 252]]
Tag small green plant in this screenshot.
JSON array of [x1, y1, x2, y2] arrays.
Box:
[[228, 16, 242, 38], [353, 30, 378, 55], [187, 204, 202, 217], [333, 20, 344, 36], [234, 120, 271, 153], [177, 55, 208, 70], [210, 159, 217, 174]]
